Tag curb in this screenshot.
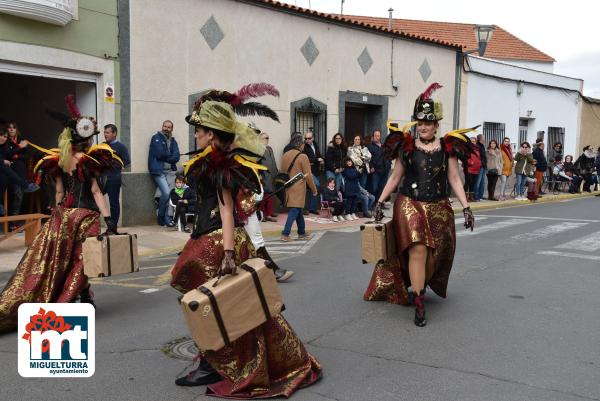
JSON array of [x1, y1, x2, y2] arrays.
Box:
[[138, 191, 598, 257]]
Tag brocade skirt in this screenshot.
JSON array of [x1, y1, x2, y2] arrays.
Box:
[[363, 195, 456, 303], [171, 227, 322, 399], [0, 207, 100, 333]]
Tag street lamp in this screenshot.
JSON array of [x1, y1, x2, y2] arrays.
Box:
[[473, 25, 494, 57]]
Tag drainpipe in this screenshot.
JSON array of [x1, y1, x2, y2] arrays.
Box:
[[389, 8, 398, 93], [453, 51, 463, 129]]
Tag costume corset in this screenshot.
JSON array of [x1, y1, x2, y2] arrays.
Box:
[[191, 179, 223, 238], [61, 172, 99, 212], [400, 147, 449, 201]]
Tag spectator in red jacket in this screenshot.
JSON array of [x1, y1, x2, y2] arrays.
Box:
[[465, 137, 482, 202]]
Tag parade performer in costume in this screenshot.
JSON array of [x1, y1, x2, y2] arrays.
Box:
[[170, 98, 321, 396], [363, 83, 476, 327], [0, 95, 122, 332]]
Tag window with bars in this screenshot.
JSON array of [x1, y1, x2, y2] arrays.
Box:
[[547, 126, 565, 160], [482, 122, 505, 146], [518, 118, 529, 146], [291, 97, 327, 155]]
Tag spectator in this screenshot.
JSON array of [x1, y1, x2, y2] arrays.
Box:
[[595, 147, 600, 196], [148, 120, 180, 226], [474, 134, 488, 200], [169, 175, 195, 232], [358, 184, 375, 219], [258, 132, 278, 222], [575, 145, 596, 193], [321, 177, 345, 221], [103, 124, 130, 226], [486, 139, 502, 201], [347, 134, 371, 189], [367, 129, 388, 202], [532, 139, 548, 196], [342, 157, 361, 220], [0, 128, 38, 218], [499, 137, 513, 201], [302, 131, 323, 215], [548, 142, 563, 165], [514, 142, 535, 200], [465, 137, 482, 202], [280, 133, 317, 242], [6, 121, 31, 230], [563, 154, 582, 193], [325, 133, 346, 191], [552, 155, 578, 193]]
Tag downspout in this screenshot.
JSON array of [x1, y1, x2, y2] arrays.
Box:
[[453, 51, 463, 129], [389, 8, 398, 94]]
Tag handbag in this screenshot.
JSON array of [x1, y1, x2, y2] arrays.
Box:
[[488, 168, 499, 175], [273, 151, 302, 205]]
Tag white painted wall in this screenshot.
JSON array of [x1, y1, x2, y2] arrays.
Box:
[[494, 59, 554, 74], [129, 0, 458, 173], [464, 56, 582, 157]]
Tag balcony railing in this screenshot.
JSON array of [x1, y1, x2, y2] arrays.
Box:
[[0, 0, 76, 26]]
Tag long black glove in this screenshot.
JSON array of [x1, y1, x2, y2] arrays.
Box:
[[463, 207, 475, 231], [104, 216, 118, 235], [373, 202, 385, 222]]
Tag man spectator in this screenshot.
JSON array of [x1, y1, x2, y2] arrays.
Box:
[[302, 131, 323, 215], [258, 132, 278, 222], [103, 124, 130, 226], [367, 130, 388, 202], [148, 120, 180, 226], [532, 138, 547, 196], [474, 134, 487, 200]]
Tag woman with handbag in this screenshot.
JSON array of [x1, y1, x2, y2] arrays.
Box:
[[171, 93, 321, 396], [347, 134, 372, 188], [499, 137, 513, 200], [486, 139, 503, 201]]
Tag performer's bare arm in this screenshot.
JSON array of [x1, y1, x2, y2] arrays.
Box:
[[218, 188, 235, 251], [447, 156, 469, 209], [55, 175, 64, 205], [377, 158, 405, 203], [91, 177, 111, 218]]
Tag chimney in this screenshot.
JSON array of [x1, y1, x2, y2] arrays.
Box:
[[388, 8, 394, 30]]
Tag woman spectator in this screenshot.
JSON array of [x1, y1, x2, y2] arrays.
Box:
[[499, 137, 513, 200], [322, 177, 345, 221], [325, 133, 346, 190], [563, 154, 582, 193], [347, 134, 371, 188], [575, 145, 596, 193], [465, 137, 481, 202], [514, 142, 535, 200], [486, 139, 502, 201], [6, 122, 30, 230], [341, 157, 360, 220], [552, 155, 576, 192], [548, 142, 563, 165], [258, 132, 278, 222]]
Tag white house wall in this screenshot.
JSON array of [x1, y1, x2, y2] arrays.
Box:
[[128, 0, 458, 173]]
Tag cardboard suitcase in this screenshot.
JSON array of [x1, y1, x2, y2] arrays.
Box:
[[82, 234, 139, 277], [360, 219, 397, 264], [179, 258, 285, 351]]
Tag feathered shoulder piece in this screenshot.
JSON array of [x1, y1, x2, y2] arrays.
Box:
[[383, 120, 417, 160], [78, 144, 124, 180], [442, 125, 481, 161], [184, 146, 266, 204]]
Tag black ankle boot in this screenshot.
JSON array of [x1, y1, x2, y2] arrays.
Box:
[[413, 290, 426, 327], [256, 246, 294, 282], [79, 286, 95, 307], [175, 359, 222, 386]]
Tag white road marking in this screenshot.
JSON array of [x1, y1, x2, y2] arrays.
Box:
[[455, 217, 487, 224], [537, 251, 600, 261], [456, 219, 534, 237], [554, 231, 600, 252], [507, 222, 588, 243], [139, 288, 161, 294], [475, 214, 600, 223], [264, 231, 325, 260]]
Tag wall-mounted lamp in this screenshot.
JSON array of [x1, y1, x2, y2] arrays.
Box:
[[526, 110, 533, 117]]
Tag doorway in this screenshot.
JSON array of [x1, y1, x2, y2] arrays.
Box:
[[338, 91, 388, 144]]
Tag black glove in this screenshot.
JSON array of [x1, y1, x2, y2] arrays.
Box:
[[217, 250, 237, 277], [104, 216, 118, 235], [463, 207, 475, 231], [373, 202, 385, 222]]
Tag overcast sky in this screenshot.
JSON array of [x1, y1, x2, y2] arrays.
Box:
[[281, 0, 600, 97]]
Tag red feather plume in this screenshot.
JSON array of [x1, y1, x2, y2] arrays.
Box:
[[65, 94, 81, 119], [231, 83, 280, 106], [420, 83, 442, 101]]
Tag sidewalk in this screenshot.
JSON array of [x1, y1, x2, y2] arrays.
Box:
[[1, 191, 597, 272]]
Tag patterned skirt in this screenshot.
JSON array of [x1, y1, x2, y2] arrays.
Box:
[[363, 195, 456, 303], [171, 227, 322, 399], [0, 207, 100, 333]]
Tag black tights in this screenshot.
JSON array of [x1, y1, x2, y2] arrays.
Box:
[[486, 173, 499, 199]]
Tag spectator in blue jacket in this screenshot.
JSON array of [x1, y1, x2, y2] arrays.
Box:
[[342, 157, 361, 220], [148, 120, 180, 226], [103, 124, 130, 226]]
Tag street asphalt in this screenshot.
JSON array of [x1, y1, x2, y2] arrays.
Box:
[[0, 196, 599, 401]]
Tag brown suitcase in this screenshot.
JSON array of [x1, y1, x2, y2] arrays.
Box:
[[179, 258, 284, 352], [360, 219, 397, 264], [82, 234, 139, 277]]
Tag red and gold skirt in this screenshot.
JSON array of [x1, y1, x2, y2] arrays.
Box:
[[0, 207, 100, 333], [171, 227, 322, 399], [364, 195, 456, 303]]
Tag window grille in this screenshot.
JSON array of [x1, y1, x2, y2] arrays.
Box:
[[482, 122, 505, 146]]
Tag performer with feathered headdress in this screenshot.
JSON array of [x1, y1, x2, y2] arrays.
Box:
[[0, 95, 123, 332], [363, 83, 477, 327], [170, 89, 322, 396]]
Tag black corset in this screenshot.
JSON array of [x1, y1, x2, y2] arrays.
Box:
[[401, 147, 449, 201], [191, 182, 223, 238], [61, 172, 99, 211]]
